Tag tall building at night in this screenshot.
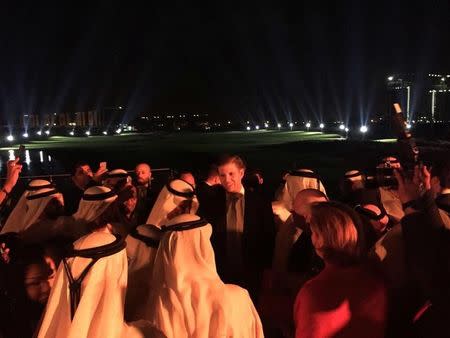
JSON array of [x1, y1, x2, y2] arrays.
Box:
[[427, 73, 450, 122], [386, 73, 450, 122]]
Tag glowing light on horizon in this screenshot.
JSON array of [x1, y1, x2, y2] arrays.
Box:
[[25, 150, 31, 164]]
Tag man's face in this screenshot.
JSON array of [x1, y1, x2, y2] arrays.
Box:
[[135, 164, 151, 185], [218, 162, 245, 193], [24, 263, 52, 304], [122, 186, 137, 215], [430, 176, 442, 199], [167, 199, 193, 220]]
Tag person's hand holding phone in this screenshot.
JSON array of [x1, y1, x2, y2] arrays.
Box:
[[93, 162, 108, 183], [5, 158, 22, 192]]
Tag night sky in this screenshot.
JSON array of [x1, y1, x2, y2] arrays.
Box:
[[0, 1, 449, 123]]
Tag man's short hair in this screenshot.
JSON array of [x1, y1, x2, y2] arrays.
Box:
[[135, 163, 151, 171], [216, 154, 246, 170], [71, 161, 90, 177], [431, 159, 450, 188], [296, 188, 328, 202]]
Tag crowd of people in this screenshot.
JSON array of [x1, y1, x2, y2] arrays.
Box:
[[0, 153, 449, 338]]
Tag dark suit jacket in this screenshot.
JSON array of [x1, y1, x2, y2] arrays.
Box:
[[198, 185, 276, 283], [196, 182, 221, 214], [401, 191, 450, 337]]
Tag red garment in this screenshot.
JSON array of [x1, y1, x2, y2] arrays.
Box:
[[294, 263, 387, 338]]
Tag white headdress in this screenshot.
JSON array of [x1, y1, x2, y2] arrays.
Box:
[[146, 179, 198, 228], [146, 213, 264, 338], [37, 231, 153, 338], [72, 186, 117, 223], [276, 169, 327, 211], [125, 224, 162, 321], [19, 186, 63, 233], [1, 179, 54, 234], [103, 169, 130, 189]]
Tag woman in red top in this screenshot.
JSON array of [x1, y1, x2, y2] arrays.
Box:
[[294, 202, 387, 338]]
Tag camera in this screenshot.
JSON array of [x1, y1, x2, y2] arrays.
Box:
[[343, 165, 396, 191], [355, 103, 420, 189], [391, 103, 420, 176], [363, 166, 397, 189]]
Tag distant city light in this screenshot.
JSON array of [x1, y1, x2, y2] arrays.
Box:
[[116, 128, 122, 134], [441, 77, 446, 82], [387, 76, 394, 81], [25, 150, 31, 164], [85, 131, 90, 136], [8, 150, 15, 161], [246, 126, 251, 131], [345, 128, 349, 132], [69, 131, 75, 136], [360, 125, 368, 133], [306, 122, 311, 128], [319, 123, 324, 129], [6, 135, 14, 142], [255, 125, 260, 130], [22, 133, 29, 138], [289, 122, 294, 128], [406, 123, 412, 129], [39, 151, 44, 163], [103, 131, 108, 135], [45, 130, 50, 135], [127, 126, 132, 131], [277, 123, 281, 128], [37, 130, 42, 136], [264, 123, 269, 128], [118, 106, 123, 109], [339, 124, 345, 130]]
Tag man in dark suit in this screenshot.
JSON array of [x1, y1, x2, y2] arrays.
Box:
[[134, 163, 159, 225], [430, 159, 450, 223], [198, 155, 275, 300], [393, 163, 450, 337], [196, 165, 221, 212]]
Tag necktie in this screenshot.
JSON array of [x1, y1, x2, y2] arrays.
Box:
[[226, 192, 244, 277]]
